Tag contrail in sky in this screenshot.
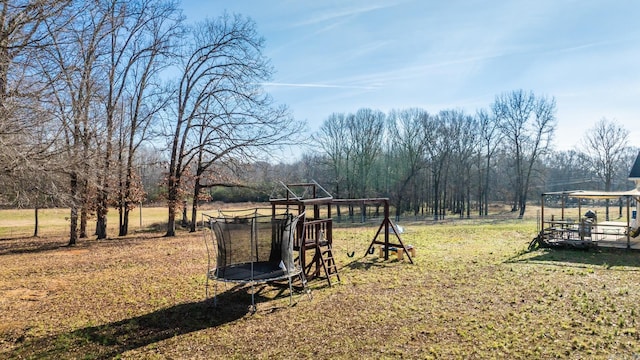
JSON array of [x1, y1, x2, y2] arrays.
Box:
[[262, 82, 378, 90]]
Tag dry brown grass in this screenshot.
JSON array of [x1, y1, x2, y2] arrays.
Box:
[[1, 207, 640, 359]]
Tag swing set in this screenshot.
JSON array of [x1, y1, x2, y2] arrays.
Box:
[[331, 198, 414, 263], [269, 181, 414, 286]]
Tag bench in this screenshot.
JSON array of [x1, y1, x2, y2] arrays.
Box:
[[378, 245, 415, 261]]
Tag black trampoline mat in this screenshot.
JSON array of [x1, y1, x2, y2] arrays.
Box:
[[213, 261, 289, 282]]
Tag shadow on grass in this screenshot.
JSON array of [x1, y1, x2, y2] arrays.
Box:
[[0, 232, 188, 257], [507, 247, 640, 270], [0, 236, 35, 241], [8, 289, 256, 359], [343, 255, 391, 271], [0, 237, 68, 256]]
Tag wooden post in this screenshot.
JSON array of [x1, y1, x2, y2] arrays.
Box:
[[384, 200, 390, 260], [541, 193, 545, 232], [578, 198, 582, 222], [627, 196, 631, 249]]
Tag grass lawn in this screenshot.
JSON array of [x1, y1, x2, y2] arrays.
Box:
[[1, 207, 640, 359]]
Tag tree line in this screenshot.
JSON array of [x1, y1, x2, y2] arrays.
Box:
[[236, 100, 637, 222]]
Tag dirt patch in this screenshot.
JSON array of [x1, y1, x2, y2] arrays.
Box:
[[1, 288, 48, 302]]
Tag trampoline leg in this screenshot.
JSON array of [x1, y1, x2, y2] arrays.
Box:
[[213, 281, 218, 307], [288, 276, 293, 305], [250, 282, 256, 313], [299, 272, 313, 300]]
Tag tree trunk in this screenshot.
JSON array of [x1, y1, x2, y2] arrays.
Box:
[[33, 207, 39, 237], [68, 173, 79, 246], [519, 195, 526, 219], [96, 216, 107, 239], [166, 176, 177, 236], [122, 207, 130, 235], [190, 201, 198, 233], [190, 183, 201, 232], [166, 204, 176, 236], [119, 144, 135, 236], [181, 200, 188, 227], [432, 170, 440, 221], [118, 202, 130, 237], [80, 177, 88, 238], [118, 204, 126, 236], [466, 182, 471, 219], [619, 198, 623, 218], [484, 154, 491, 216], [395, 196, 403, 221], [80, 204, 88, 238]]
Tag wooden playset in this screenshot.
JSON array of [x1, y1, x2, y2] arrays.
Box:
[[269, 181, 415, 286]]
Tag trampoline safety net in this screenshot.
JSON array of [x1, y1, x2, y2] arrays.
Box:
[[203, 209, 307, 309]]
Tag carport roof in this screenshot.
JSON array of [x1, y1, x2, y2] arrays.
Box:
[[542, 189, 640, 199], [630, 151, 640, 180]]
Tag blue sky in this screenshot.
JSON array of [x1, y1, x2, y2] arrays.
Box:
[[182, 0, 640, 154]]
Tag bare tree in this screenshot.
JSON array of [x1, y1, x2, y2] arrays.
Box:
[[0, 0, 70, 107], [426, 110, 458, 220], [187, 85, 299, 232], [0, 0, 71, 220], [115, 0, 180, 236], [346, 108, 385, 199], [94, 0, 127, 240], [316, 112, 348, 197], [96, 0, 181, 238], [41, 0, 111, 245], [476, 108, 502, 216], [386, 108, 431, 219], [493, 89, 556, 218], [164, 13, 301, 236], [448, 111, 477, 218], [579, 118, 630, 220], [315, 112, 349, 218]]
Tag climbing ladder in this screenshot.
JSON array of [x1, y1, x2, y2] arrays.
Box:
[[318, 241, 341, 286]]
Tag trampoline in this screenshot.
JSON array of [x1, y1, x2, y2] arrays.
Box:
[[203, 209, 309, 311]]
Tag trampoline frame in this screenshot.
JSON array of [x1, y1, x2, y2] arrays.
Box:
[[203, 209, 308, 311]]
